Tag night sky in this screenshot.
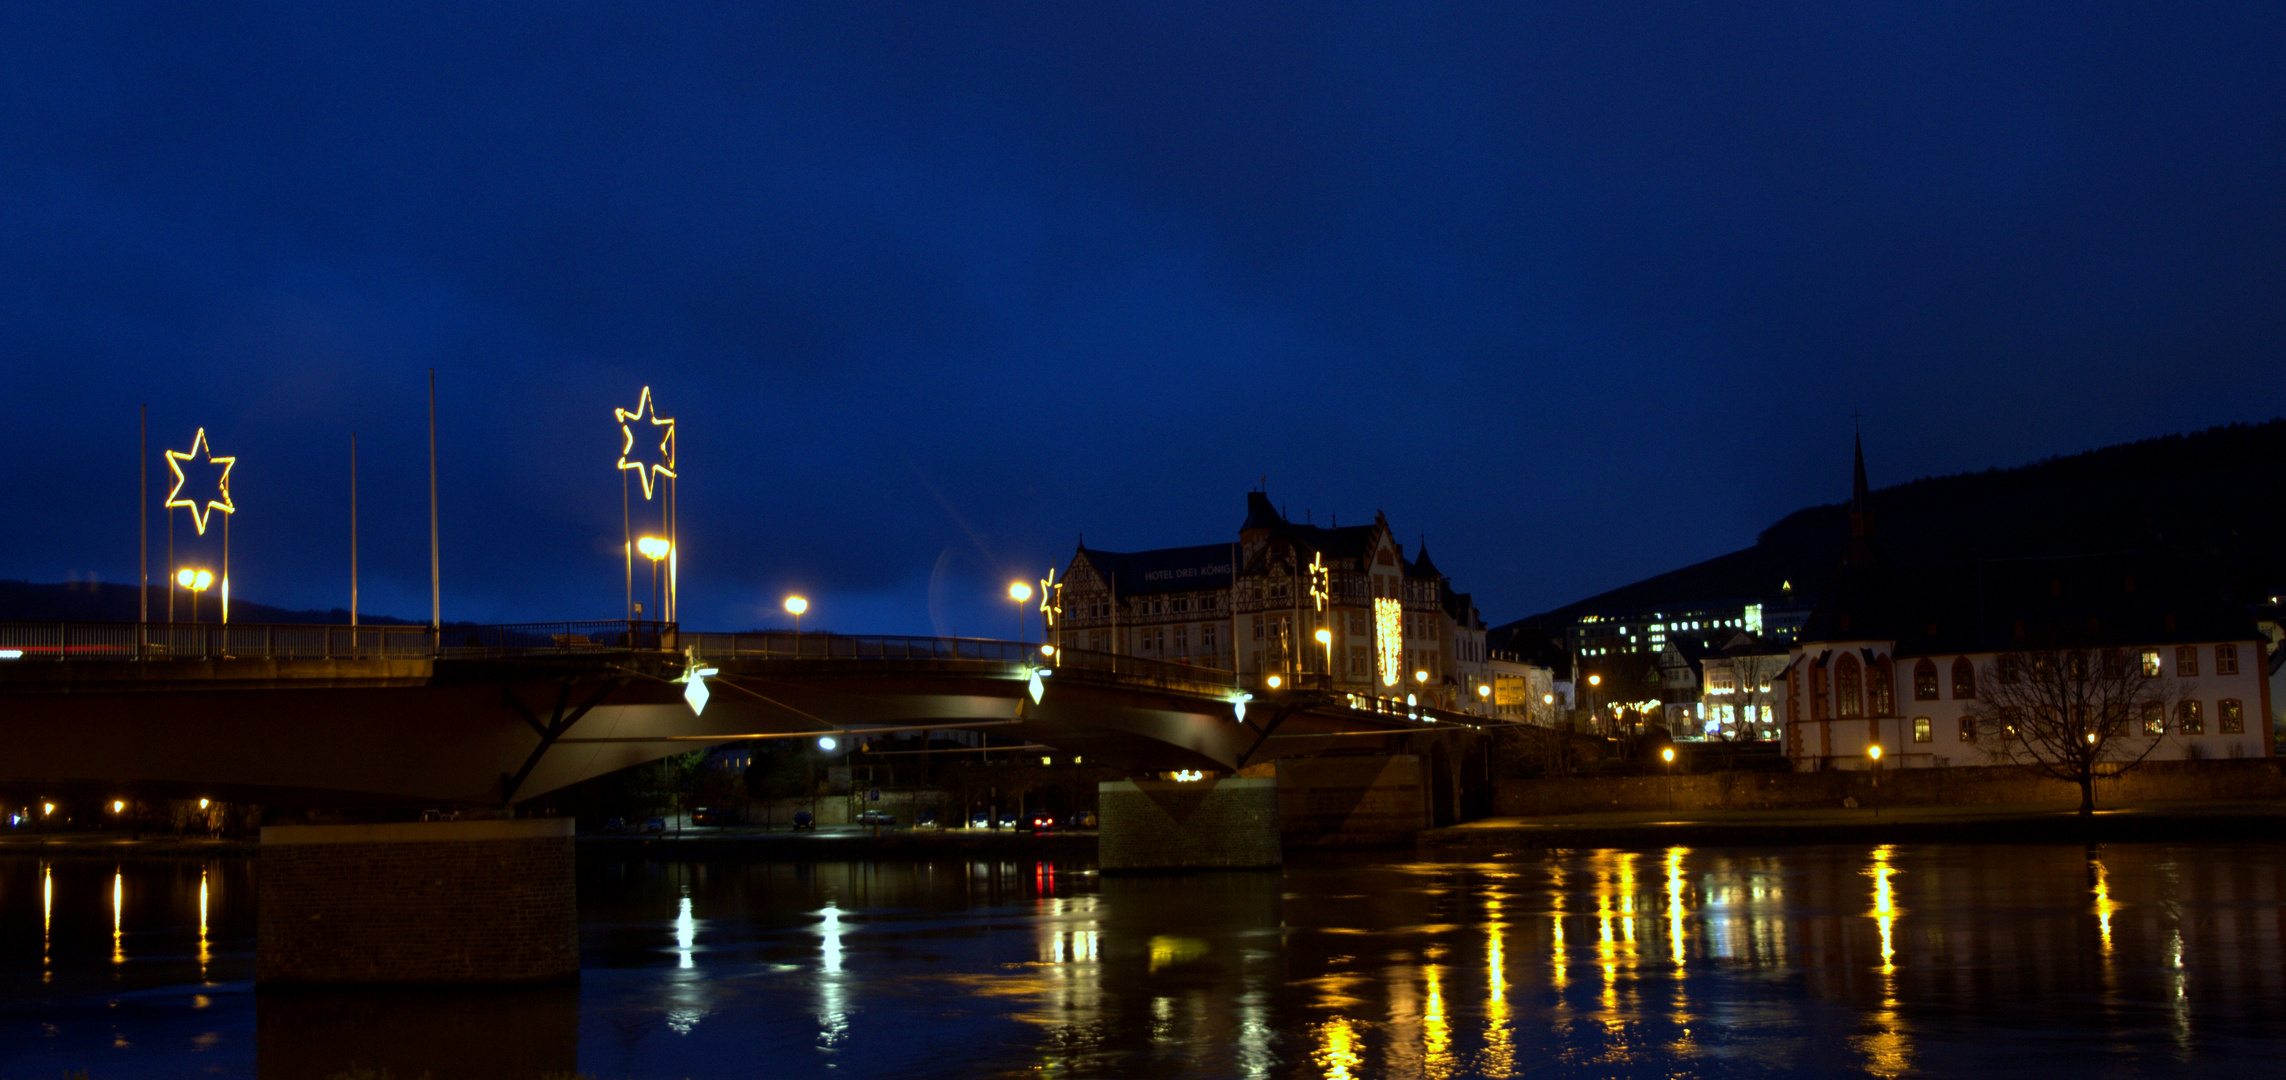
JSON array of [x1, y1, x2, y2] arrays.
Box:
[[5, 3, 2283, 638]]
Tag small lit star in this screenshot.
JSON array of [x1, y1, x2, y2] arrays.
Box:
[[614, 387, 677, 500], [163, 428, 235, 536]]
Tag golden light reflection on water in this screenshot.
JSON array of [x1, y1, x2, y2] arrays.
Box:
[[1314, 1017, 1362, 1080], [1147, 935, 1209, 973], [41, 862, 52, 983], [1480, 885, 1515, 1076], [1421, 963, 1453, 1080], [1665, 846, 1689, 968], [111, 868, 123, 966], [2091, 858, 2117, 952], [197, 866, 210, 981], [1853, 845, 1912, 1078]]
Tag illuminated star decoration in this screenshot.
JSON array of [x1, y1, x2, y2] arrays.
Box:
[[1038, 567, 1062, 631], [1308, 551, 1330, 612], [163, 428, 236, 536], [614, 386, 677, 500]]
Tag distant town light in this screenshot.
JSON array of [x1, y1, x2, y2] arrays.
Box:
[[1315, 629, 1331, 645], [198, 799, 210, 810], [1478, 684, 1491, 698], [1266, 674, 1283, 690], [1662, 747, 1676, 763], [1415, 670, 1429, 684], [1868, 745, 1883, 762], [111, 800, 124, 814]]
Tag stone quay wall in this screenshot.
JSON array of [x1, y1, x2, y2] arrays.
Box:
[[1098, 778, 1281, 870], [258, 818, 578, 985], [1494, 759, 2286, 817], [1257, 755, 1430, 844]]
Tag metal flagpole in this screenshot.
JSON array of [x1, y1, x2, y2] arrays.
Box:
[[350, 432, 359, 628], [428, 368, 440, 636], [139, 405, 148, 647]]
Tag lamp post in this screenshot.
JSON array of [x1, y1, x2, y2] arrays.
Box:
[[1867, 743, 1883, 819], [785, 595, 808, 656], [174, 568, 213, 626], [1587, 673, 1603, 736], [1315, 628, 1332, 687], [1662, 745, 1677, 811], [638, 536, 670, 639], [1007, 582, 1033, 647]]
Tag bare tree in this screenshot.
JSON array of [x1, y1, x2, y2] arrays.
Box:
[[1966, 647, 2182, 817]]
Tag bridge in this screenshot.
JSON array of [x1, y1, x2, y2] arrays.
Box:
[[3, 617, 1509, 983], [0, 618, 1498, 807]]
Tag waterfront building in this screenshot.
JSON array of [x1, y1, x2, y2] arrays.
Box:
[[1057, 492, 1496, 714], [1780, 440, 2274, 770]]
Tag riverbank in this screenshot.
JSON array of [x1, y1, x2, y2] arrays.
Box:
[[1420, 798, 2286, 850]]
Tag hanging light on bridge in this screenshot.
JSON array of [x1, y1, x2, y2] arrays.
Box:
[[678, 649, 718, 715], [817, 735, 839, 752]]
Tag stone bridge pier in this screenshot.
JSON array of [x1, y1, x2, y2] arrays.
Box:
[[258, 818, 579, 985]]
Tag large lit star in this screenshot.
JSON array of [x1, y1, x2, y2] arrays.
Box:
[[1038, 567, 1062, 630], [163, 428, 235, 536], [614, 386, 677, 500]]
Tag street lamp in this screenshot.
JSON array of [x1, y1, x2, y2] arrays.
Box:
[[1007, 582, 1032, 645], [175, 568, 214, 624], [784, 595, 808, 652], [637, 536, 671, 628], [1587, 673, 1604, 735], [1315, 628, 1332, 683]]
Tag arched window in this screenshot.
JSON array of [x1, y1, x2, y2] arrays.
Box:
[[1913, 658, 1939, 701], [1869, 657, 1895, 716], [1951, 657, 1976, 700], [1836, 653, 1864, 718]]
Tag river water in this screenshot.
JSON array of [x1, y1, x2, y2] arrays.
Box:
[[2, 842, 2282, 1079]]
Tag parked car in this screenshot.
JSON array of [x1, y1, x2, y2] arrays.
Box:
[[1066, 811, 1097, 829], [601, 817, 626, 833], [690, 806, 726, 827], [792, 810, 816, 831], [641, 816, 666, 834], [1028, 811, 1056, 832], [855, 809, 896, 826]]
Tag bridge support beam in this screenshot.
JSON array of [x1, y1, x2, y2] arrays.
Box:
[[1098, 777, 1281, 871], [258, 818, 578, 985]]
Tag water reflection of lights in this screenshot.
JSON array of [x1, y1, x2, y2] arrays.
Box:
[[41, 862, 52, 983], [676, 891, 697, 969], [1147, 935, 1209, 972], [1664, 846, 1688, 968], [1481, 889, 1514, 1075], [1421, 964, 1454, 1080], [112, 868, 124, 966], [2090, 858, 2117, 952], [1315, 1018, 1363, 1080], [198, 866, 211, 981], [819, 900, 844, 974], [1854, 845, 1911, 1078], [1867, 845, 1898, 971]]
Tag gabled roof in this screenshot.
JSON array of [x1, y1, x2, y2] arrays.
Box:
[[1240, 491, 1286, 532], [1073, 544, 1235, 597]]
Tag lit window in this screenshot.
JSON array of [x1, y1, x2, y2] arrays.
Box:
[[2220, 699, 2245, 734], [1951, 657, 1976, 699], [1914, 659, 1938, 701], [1912, 717, 1932, 743], [1958, 717, 1977, 741], [2140, 649, 2161, 677], [2179, 700, 2204, 735], [2141, 701, 2165, 735]]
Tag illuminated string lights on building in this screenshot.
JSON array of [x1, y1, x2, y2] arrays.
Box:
[[163, 428, 235, 535], [1374, 598, 1403, 686]]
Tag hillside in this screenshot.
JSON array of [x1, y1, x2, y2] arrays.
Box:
[[0, 579, 425, 626], [1510, 419, 2286, 630]]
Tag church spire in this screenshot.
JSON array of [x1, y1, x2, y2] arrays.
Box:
[[1847, 430, 1878, 565]]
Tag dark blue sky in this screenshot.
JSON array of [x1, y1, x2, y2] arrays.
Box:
[[5, 2, 2283, 637]]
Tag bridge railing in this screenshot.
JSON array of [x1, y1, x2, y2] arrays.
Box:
[[685, 632, 1042, 663], [0, 621, 437, 660], [1043, 646, 1240, 694], [438, 621, 675, 655]]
